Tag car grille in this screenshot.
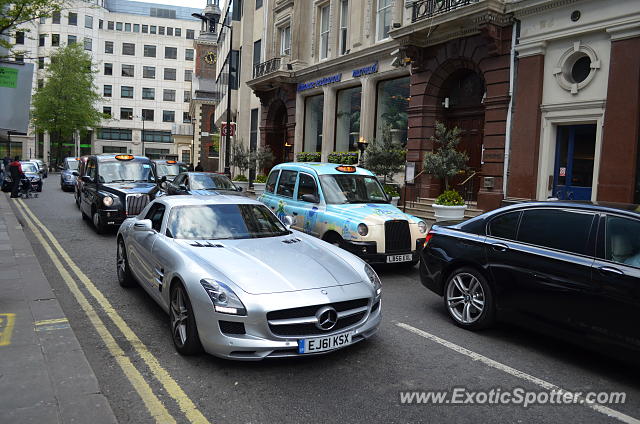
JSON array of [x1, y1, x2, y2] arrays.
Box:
[[385, 220, 411, 253], [126, 194, 149, 216], [267, 298, 370, 337]]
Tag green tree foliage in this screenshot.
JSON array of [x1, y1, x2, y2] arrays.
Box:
[[423, 121, 469, 190], [31, 43, 103, 165], [230, 139, 250, 178], [250, 145, 274, 176], [363, 124, 406, 182], [0, 0, 66, 51]]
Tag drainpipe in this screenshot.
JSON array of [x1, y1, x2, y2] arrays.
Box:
[[502, 20, 520, 199]]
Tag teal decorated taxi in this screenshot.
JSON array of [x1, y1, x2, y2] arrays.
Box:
[[258, 163, 428, 266]]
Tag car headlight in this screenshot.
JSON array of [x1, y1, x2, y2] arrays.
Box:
[[364, 264, 382, 297], [357, 223, 368, 236], [418, 220, 427, 234], [200, 279, 247, 316], [102, 196, 114, 207]]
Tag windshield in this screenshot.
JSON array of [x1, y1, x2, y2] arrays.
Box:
[[320, 174, 387, 204], [156, 163, 186, 178], [168, 204, 290, 240], [98, 161, 155, 183], [190, 174, 236, 191], [65, 159, 79, 171], [21, 163, 38, 173]]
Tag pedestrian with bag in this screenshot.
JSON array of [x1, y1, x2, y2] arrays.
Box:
[[8, 156, 23, 198]]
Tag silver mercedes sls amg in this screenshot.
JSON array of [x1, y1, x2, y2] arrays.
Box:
[[116, 195, 382, 360]]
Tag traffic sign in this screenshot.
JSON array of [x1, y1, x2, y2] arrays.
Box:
[[221, 122, 236, 137]]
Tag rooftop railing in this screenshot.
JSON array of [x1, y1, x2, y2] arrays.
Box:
[[412, 0, 481, 22]]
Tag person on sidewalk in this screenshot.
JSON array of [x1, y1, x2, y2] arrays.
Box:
[[195, 162, 203, 172], [8, 156, 23, 198]]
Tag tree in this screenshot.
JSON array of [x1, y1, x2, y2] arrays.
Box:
[[422, 121, 468, 191], [363, 124, 406, 182], [31, 43, 104, 165], [230, 139, 250, 178], [0, 0, 66, 52], [250, 146, 274, 176]]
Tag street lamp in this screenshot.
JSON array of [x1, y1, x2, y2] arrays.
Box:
[[136, 115, 146, 156], [357, 136, 368, 166], [284, 141, 292, 162]]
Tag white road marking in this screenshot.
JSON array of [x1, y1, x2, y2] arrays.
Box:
[[396, 321, 640, 424]]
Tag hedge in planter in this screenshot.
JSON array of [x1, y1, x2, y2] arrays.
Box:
[[296, 152, 321, 162], [328, 151, 358, 165], [435, 190, 464, 206]]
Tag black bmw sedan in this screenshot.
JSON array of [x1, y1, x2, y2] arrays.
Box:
[[420, 202, 640, 360]]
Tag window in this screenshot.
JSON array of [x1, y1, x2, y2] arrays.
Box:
[[103, 106, 112, 117], [163, 89, 176, 101], [304, 94, 324, 153], [121, 86, 134, 98], [142, 24, 148, 33], [85, 15, 93, 29], [104, 63, 113, 75], [68, 12, 77, 26], [122, 43, 135, 55], [142, 87, 155, 100], [116, 22, 123, 31], [280, 26, 291, 56], [265, 170, 279, 193], [175, 28, 181, 37], [40, 17, 46, 24], [165, 47, 177, 59], [104, 41, 113, 53], [489, 212, 521, 240], [184, 90, 191, 102], [52, 11, 61, 24], [164, 68, 176, 81], [103, 145, 127, 154], [104, 85, 112, 97], [142, 130, 172, 143], [133, 24, 140, 32], [230, 50, 240, 89], [182, 150, 191, 164], [38, 57, 45, 69], [167, 27, 173, 36], [518, 209, 595, 255], [145, 204, 165, 232], [150, 25, 157, 34], [67, 35, 77, 45], [375, 77, 410, 145], [319, 5, 330, 59], [339, 0, 349, 55], [120, 108, 133, 120], [15, 31, 24, 45], [121, 64, 134, 77], [39, 34, 45, 47], [14, 55, 24, 63], [298, 174, 318, 201], [276, 170, 297, 198], [184, 70, 193, 81], [335, 86, 361, 152], [163, 110, 175, 123], [183, 112, 191, 123], [232, 0, 243, 20], [256, 0, 263, 9], [605, 216, 640, 267], [52, 34, 60, 46], [97, 128, 132, 141], [159, 26, 165, 35], [107, 21, 114, 30], [253, 39, 261, 68], [143, 66, 155, 79], [186, 29, 194, 39], [84, 37, 92, 51], [376, 0, 393, 41], [185, 48, 194, 61], [144, 44, 156, 57], [142, 109, 154, 121], [125, 23, 131, 32], [99, 19, 103, 29]]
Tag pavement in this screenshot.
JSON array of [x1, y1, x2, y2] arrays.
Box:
[[0, 193, 117, 424]]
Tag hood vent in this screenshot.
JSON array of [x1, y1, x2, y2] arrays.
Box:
[[189, 241, 225, 248], [281, 238, 301, 244]]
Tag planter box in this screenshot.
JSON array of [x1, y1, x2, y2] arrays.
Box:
[[234, 181, 249, 192], [253, 182, 266, 195], [432, 204, 467, 221], [391, 196, 400, 206]]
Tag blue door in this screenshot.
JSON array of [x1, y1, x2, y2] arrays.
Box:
[[553, 124, 596, 201]]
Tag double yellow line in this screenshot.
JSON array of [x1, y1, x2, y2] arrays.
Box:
[[13, 198, 211, 424]]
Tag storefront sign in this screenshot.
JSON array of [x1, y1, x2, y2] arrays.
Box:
[[0, 67, 18, 88], [352, 63, 378, 78], [297, 73, 342, 92]]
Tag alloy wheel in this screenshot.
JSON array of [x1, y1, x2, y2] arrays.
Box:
[[446, 273, 485, 324], [171, 286, 189, 347]]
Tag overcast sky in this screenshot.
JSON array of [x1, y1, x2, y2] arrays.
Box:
[[136, 0, 205, 9]]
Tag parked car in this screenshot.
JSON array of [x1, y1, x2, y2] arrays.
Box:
[[161, 172, 244, 197], [59, 157, 80, 191], [30, 159, 47, 178], [152, 159, 187, 180], [77, 154, 158, 233], [116, 195, 382, 359], [258, 163, 428, 266], [73, 155, 90, 207], [420, 201, 640, 361], [2, 161, 42, 192]]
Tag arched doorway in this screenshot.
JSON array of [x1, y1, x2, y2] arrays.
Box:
[[440, 70, 485, 200], [264, 99, 289, 171]]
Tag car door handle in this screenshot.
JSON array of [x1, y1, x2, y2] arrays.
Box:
[[491, 243, 509, 252], [598, 266, 624, 275]]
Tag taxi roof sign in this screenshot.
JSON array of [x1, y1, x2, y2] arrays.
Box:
[[336, 165, 357, 173], [166, 160, 177, 164], [115, 154, 134, 161]]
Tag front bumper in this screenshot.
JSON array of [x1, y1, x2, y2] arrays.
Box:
[[99, 209, 128, 226], [192, 284, 382, 360], [341, 238, 425, 265]]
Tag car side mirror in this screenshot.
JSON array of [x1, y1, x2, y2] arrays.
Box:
[[236, 186, 243, 192], [282, 215, 294, 229], [80, 175, 93, 183], [58, 165, 64, 170], [301, 194, 320, 203], [72, 171, 79, 176], [158, 175, 167, 184], [134, 219, 153, 232], [160, 181, 168, 191], [178, 184, 188, 192]]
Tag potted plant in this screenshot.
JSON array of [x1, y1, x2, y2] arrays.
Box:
[[250, 146, 274, 194], [230, 140, 250, 192], [253, 174, 268, 195], [233, 174, 249, 192], [384, 184, 401, 206], [363, 124, 406, 183], [423, 122, 469, 221]]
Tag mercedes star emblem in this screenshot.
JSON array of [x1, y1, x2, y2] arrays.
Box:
[[315, 306, 338, 331]]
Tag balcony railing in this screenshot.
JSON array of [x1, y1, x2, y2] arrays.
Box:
[[412, 0, 481, 22], [253, 57, 281, 79], [172, 124, 193, 136]]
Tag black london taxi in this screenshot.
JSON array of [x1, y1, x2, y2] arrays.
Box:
[[76, 154, 158, 233], [152, 159, 188, 180]]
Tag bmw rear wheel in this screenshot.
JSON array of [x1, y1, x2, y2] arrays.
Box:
[[169, 282, 202, 355], [444, 267, 494, 330]]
